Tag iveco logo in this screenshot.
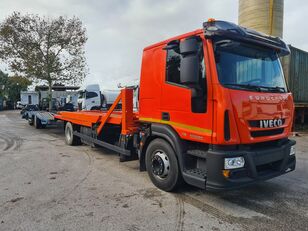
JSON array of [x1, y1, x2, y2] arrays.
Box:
[[260, 119, 283, 128]]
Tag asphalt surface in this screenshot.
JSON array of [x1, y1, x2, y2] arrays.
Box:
[[0, 110, 307, 231]]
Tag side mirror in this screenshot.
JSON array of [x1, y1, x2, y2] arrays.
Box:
[[85, 91, 89, 99], [180, 37, 200, 84], [180, 37, 199, 55], [180, 55, 199, 84]]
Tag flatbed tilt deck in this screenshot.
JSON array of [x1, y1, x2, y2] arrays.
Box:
[[54, 19, 296, 191]]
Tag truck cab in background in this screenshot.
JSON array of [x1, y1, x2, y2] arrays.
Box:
[[78, 84, 121, 111], [78, 84, 102, 110]]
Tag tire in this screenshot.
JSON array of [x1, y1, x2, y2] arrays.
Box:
[[65, 122, 81, 146], [145, 138, 182, 192], [34, 116, 42, 129], [28, 116, 34, 126]]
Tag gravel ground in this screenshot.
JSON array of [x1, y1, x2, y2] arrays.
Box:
[[0, 110, 307, 231]]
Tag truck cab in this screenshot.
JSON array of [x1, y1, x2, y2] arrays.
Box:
[[78, 84, 102, 110], [78, 84, 122, 111], [138, 20, 296, 190]]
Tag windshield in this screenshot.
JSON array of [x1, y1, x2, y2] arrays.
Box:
[[214, 40, 287, 93]]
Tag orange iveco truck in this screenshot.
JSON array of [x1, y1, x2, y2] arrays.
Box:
[[54, 20, 296, 191]]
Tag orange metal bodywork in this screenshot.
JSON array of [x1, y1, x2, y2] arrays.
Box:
[[55, 29, 294, 146], [54, 89, 139, 136], [138, 30, 294, 145]]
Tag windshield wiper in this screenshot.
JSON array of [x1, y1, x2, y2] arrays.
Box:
[[223, 83, 262, 92], [224, 84, 286, 93], [257, 85, 286, 93]]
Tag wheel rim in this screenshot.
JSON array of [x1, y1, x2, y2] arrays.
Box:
[[151, 151, 170, 179]]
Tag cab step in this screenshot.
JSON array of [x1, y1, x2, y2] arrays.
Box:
[[182, 168, 207, 189]]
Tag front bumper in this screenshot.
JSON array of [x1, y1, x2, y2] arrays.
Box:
[[205, 139, 296, 191]]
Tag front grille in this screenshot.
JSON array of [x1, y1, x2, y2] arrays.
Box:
[[250, 128, 284, 137]]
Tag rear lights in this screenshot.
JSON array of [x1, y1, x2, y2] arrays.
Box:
[[224, 157, 245, 169]]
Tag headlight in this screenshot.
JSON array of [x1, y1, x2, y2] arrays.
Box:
[[290, 145, 296, 155], [224, 157, 245, 169]]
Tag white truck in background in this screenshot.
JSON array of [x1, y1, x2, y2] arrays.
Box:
[[20, 91, 39, 106], [77, 84, 120, 111]]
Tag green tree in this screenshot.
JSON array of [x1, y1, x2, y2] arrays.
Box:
[[0, 70, 8, 97], [0, 70, 31, 104], [0, 12, 87, 110]]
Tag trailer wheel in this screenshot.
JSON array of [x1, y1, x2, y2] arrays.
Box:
[[28, 116, 34, 126], [65, 122, 81, 146], [145, 138, 182, 192], [34, 116, 42, 129]]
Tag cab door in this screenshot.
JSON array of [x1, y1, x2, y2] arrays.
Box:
[[85, 91, 100, 110], [160, 36, 213, 143]]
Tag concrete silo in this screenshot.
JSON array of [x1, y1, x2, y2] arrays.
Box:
[[238, 0, 284, 38]]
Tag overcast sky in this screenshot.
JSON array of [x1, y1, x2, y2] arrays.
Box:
[[0, 0, 307, 89]]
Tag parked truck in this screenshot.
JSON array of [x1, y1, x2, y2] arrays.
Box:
[[51, 20, 295, 191], [77, 84, 120, 110]]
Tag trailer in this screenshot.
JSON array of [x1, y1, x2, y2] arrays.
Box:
[[51, 19, 296, 192], [28, 111, 57, 129]]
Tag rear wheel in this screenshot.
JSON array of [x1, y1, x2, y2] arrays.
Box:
[[34, 116, 42, 129], [65, 122, 81, 145], [145, 138, 182, 191]]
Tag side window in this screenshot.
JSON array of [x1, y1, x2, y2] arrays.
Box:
[[166, 49, 181, 84], [165, 41, 206, 87], [86, 92, 98, 99], [165, 38, 207, 113], [78, 91, 84, 99]]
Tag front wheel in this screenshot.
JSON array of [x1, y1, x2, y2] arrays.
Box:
[[145, 138, 182, 192]]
